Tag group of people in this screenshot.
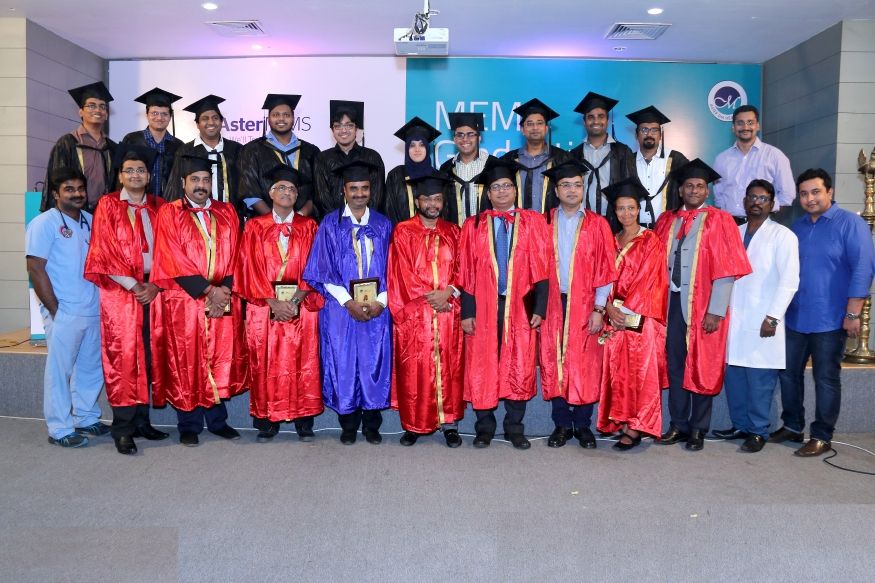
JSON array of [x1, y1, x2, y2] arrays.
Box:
[[25, 81, 874, 459]]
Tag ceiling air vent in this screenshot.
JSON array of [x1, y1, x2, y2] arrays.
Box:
[[605, 22, 671, 41], [206, 20, 267, 37]]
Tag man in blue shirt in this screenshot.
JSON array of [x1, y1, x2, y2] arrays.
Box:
[[771, 168, 875, 456], [25, 167, 108, 447]]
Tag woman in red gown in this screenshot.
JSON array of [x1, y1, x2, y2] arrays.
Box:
[[597, 178, 668, 450]]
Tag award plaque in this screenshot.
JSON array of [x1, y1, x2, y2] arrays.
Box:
[[271, 282, 299, 320], [350, 278, 380, 303], [205, 301, 232, 317], [612, 299, 643, 332]]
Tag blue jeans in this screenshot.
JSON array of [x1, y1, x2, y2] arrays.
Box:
[[777, 327, 846, 441], [723, 365, 778, 438]]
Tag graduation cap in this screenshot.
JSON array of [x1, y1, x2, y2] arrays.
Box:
[[178, 154, 217, 177], [261, 93, 301, 112], [448, 112, 485, 133], [627, 105, 671, 157], [115, 142, 157, 170], [513, 98, 560, 124], [394, 116, 441, 144], [602, 177, 651, 206], [264, 164, 303, 188], [134, 87, 182, 109], [574, 92, 620, 140], [68, 81, 113, 107], [475, 158, 521, 187], [542, 159, 590, 183], [407, 171, 454, 198], [183, 94, 226, 120], [329, 100, 364, 128], [332, 159, 377, 184], [671, 158, 721, 185]]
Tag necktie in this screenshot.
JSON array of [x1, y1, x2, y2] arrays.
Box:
[[129, 202, 149, 253], [209, 150, 224, 202], [495, 219, 509, 294], [675, 208, 702, 240], [584, 154, 611, 215], [484, 209, 517, 224], [276, 223, 293, 238], [672, 230, 684, 288], [355, 223, 378, 275], [187, 206, 211, 232]]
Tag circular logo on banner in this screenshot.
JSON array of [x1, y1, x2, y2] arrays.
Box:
[[708, 81, 748, 121]]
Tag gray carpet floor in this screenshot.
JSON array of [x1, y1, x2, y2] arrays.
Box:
[[1, 417, 874, 583]]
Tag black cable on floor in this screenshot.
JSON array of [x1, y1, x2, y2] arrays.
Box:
[[822, 442, 875, 476]]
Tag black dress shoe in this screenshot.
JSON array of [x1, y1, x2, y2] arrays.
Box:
[[613, 431, 642, 451], [506, 434, 531, 450], [740, 434, 766, 453], [209, 425, 241, 440], [769, 426, 804, 444], [256, 427, 278, 443], [362, 428, 382, 444], [399, 431, 419, 446], [340, 429, 357, 445], [444, 429, 462, 448], [295, 424, 315, 443], [114, 435, 137, 455], [685, 429, 705, 451], [712, 427, 749, 440], [574, 427, 597, 449], [133, 424, 170, 441], [472, 433, 492, 448], [656, 426, 689, 445], [179, 432, 199, 447], [547, 426, 574, 448]]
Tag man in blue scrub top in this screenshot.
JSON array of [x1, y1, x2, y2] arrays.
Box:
[[25, 167, 108, 447]]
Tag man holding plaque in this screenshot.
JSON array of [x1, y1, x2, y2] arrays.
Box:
[[303, 160, 392, 445], [151, 155, 248, 446], [388, 171, 465, 447], [458, 158, 551, 450], [539, 160, 617, 449], [236, 165, 324, 442]]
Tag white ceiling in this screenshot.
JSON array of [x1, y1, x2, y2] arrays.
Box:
[[6, 0, 875, 63]]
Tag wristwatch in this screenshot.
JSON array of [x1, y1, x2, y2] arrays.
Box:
[[845, 312, 861, 321], [593, 306, 606, 315], [765, 316, 779, 328], [290, 296, 303, 306]]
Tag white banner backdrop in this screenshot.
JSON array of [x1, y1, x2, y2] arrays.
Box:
[[108, 56, 409, 168]]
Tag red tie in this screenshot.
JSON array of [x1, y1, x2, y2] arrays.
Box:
[[276, 223, 293, 238], [675, 208, 702, 240], [187, 206, 211, 232], [129, 203, 149, 253], [484, 209, 517, 225]]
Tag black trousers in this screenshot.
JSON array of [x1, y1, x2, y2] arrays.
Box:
[[337, 409, 383, 432], [474, 399, 527, 437], [176, 401, 229, 434], [666, 292, 713, 432], [253, 415, 315, 432]]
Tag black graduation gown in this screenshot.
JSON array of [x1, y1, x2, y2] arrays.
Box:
[[41, 133, 118, 212], [569, 140, 637, 225], [638, 149, 690, 229], [236, 136, 319, 218], [120, 130, 183, 200], [385, 165, 438, 226], [313, 143, 386, 217], [164, 138, 243, 209], [500, 145, 569, 214], [438, 155, 497, 228]]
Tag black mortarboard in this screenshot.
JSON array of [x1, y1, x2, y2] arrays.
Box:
[[394, 116, 441, 144], [183, 94, 226, 119], [448, 112, 485, 132], [264, 164, 303, 188], [671, 158, 721, 185], [329, 100, 364, 128], [626, 105, 670, 126], [114, 142, 157, 169], [407, 171, 454, 197], [134, 87, 182, 109], [603, 177, 651, 205], [332, 159, 376, 184], [178, 155, 217, 177], [542, 159, 590, 183], [573, 92, 619, 115], [475, 158, 521, 186], [261, 94, 301, 112], [513, 98, 559, 123], [68, 82, 113, 107]]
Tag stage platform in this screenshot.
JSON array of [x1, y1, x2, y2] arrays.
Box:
[[2, 328, 873, 435]]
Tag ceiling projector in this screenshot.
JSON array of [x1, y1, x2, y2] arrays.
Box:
[[394, 0, 448, 56]]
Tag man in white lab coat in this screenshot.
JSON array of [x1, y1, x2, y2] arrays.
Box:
[[714, 179, 799, 452]]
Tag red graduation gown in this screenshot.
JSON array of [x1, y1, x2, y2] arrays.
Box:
[[388, 217, 465, 433], [458, 210, 550, 409], [150, 199, 248, 410], [654, 207, 752, 396], [597, 229, 668, 437], [540, 209, 618, 405], [84, 192, 164, 407], [235, 213, 324, 422]]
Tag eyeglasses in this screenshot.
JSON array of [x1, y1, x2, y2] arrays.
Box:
[[637, 127, 660, 136], [148, 111, 171, 119], [271, 185, 298, 194], [557, 181, 584, 190], [454, 131, 478, 140], [83, 103, 107, 111], [121, 168, 148, 175], [332, 122, 355, 131], [489, 183, 515, 193], [745, 193, 771, 203], [733, 119, 757, 127]]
